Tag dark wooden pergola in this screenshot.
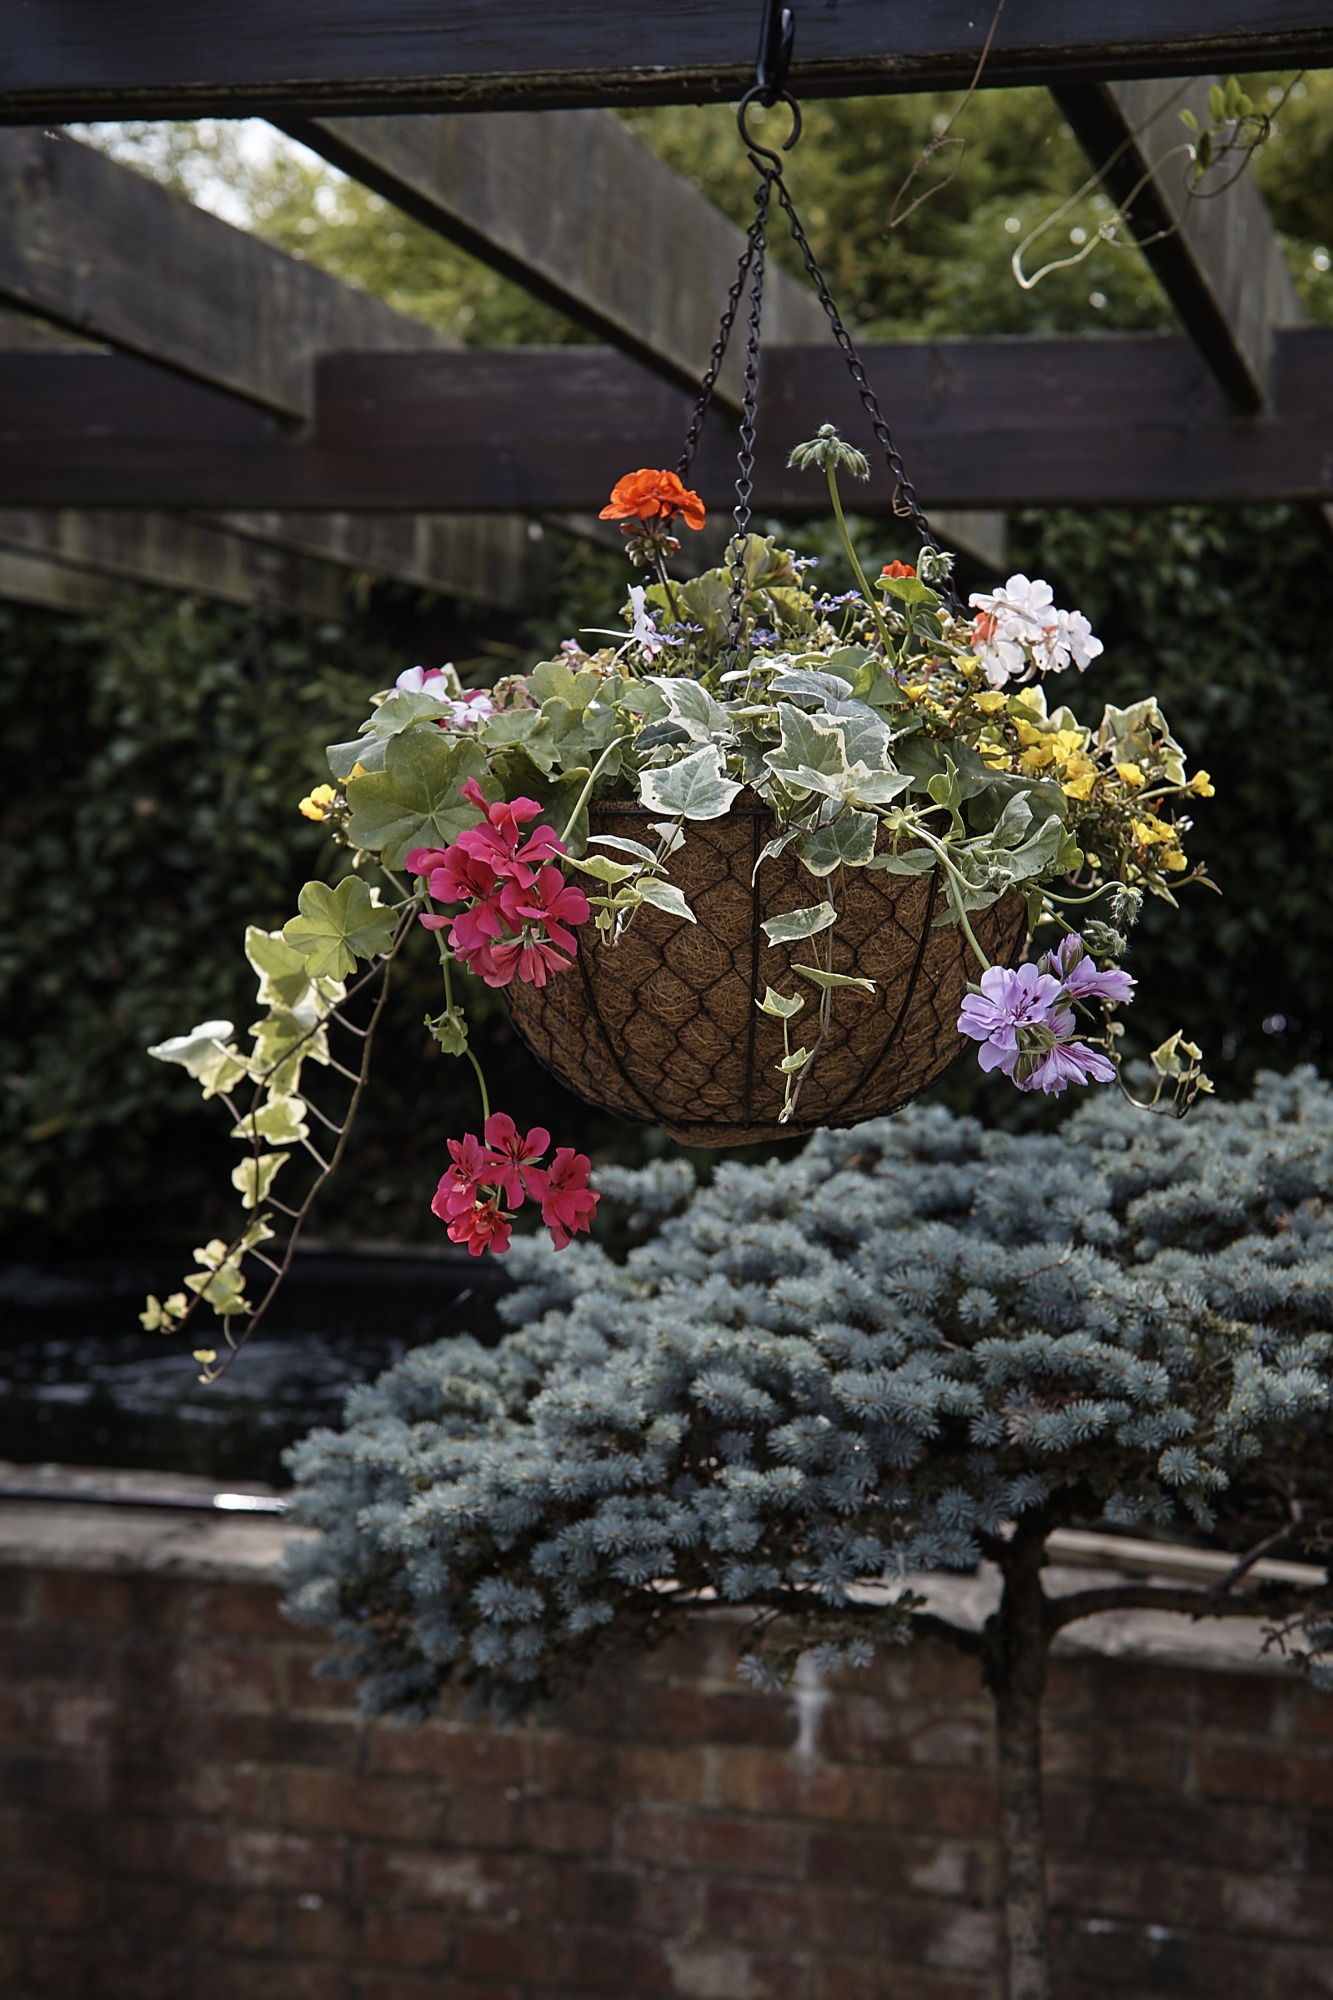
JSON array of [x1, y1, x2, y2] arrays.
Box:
[[0, 4, 1329, 616]]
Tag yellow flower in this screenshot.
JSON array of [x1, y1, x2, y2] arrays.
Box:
[[1189, 769, 1215, 798], [1161, 846, 1188, 873], [979, 742, 1010, 769], [1132, 814, 1177, 847], [299, 783, 338, 822], [973, 690, 1007, 714], [1115, 762, 1146, 789], [1062, 768, 1097, 801]]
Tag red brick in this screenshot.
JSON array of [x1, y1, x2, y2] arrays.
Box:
[[1047, 1854, 1175, 1924], [110, 1815, 183, 1877], [276, 1768, 447, 1843], [182, 1826, 346, 1896], [1044, 1722, 1188, 1790], [704, 1877, 881, 1955], [446, 1784, 521, 1848], [813, 1963, 996, 2000], [4, 1873, 107, 1929], [287, 1654, 362, 1714], [1289, 1686, 1333, 1742], [181, 1887, 280, 1952], [631, 1935, 808, 1999], [196, 1711, 363, 1768], [715, 1750, 887, 1822], [359, 1979, 521, 2000], [33, 1694, 116, 1749], [615, 1742, 711, 1807], [822, 1701, 991, 1770], [0, 1568, 33, 1620], [524, 1795, 613, 1857], [354, 1843, 517, 1913], [619, 1806, 804, 1878], [632, 1867, 702, 1935], [631, 1685, 795, 1751], [1267, 1946, 1333, 1998], [0, 1749, 107, 1811], [897, 1774, 999, 1838], [33, 1571, 178, 1629], [525, 1857, 638, 1929], [196, 1582, 293, 1640], [1196, 1741, 1333, 1809], [809, 1828, 987, 1902], [172, 1639, 281, 1710], [367, 1720, 525, 1786], [878, 1900, 1004, 1974], [1177, 1867, 1333, 1940], [457, 1920, 631, 1991], [188, 1960, 350, 2000], [91, 1955, 189, 2000]]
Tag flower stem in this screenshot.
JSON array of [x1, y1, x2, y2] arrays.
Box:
[[825, 466, 893, 655], [560, 735, 627, 848], [911, 824, 993, 975], [465, 1047, 491, 1125]]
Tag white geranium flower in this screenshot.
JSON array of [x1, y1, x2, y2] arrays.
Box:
[[628, 585, 667, 659]]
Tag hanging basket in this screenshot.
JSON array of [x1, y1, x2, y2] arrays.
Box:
[[507, 798, 1026, 1147]]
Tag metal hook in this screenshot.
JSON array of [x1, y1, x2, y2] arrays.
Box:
[[754, 0, 795, 104], [736, 85, 803, 166]]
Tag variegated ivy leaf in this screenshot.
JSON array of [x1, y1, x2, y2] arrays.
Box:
[[757, 987, 806, 1020], [231, 1094, 310, 1147], [282, 877, 397, 982], [796, 809, 879, 876], [588, 834, 665, 866], [638, 744, 742, 821], [246, 927, 344, 1017], [345, 731, 498, 868], [248, 1009, 329, 1095], [767, 668, 855, 703], [565, 852, 641, 885], [760, 901, 837, 947], [646, 676, 731, 742], [184, 1239, 251, 1318], [845, 767, 913, 807], [147, 1020, 248, 1100], [766, 706, 850, 791], [793, 964, 876, 994], [635, 878, 696, 923], [231, 1152, 288, 1210]]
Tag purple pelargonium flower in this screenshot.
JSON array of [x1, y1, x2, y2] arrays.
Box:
[[1014, 1040, 1117, 1097], [1040, 934, 1136, 1006], [957, 964, 1067, 1076]]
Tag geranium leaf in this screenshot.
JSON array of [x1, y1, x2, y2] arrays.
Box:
[[345, 731, 498, 866], [282, 877, 397, 981]]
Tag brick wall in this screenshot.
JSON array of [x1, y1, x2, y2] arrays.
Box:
[[2, 1554, 1333, 2000]]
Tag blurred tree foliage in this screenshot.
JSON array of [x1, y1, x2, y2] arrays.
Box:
[[7, 73, 1328, 1243]]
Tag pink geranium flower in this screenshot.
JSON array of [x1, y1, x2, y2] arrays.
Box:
[[498, 865, 592, 960], [431, 1131, 494, 1223], [447, 1198, 514, 1257], [481, 933, 575, 990], [481, 1113, 551, 1207], [533, 1147, 599, 1249]]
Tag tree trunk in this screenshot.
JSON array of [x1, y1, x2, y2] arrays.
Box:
[[983, 1526, 1054, 2000]]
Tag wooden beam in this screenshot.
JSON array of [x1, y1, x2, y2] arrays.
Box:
[[0, 548, 124, 613], [0, 335, 1327, 511], [207, 510, 546, 610], [0, 126, 442, 417], [3, 5, 1332, 122], [1054, 77, 1305, 411], [0, 508, 349, 615], [289, 111, 826, 405]]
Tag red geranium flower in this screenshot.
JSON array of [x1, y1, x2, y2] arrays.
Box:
[[881, 560, 917, 579], [481, 1112, 551, 1207], [446, 1197, 514, 1257], [599, 469, 706, 532], [533, 1146, 599, 1250]]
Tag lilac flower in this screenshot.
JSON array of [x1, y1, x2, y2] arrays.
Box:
[[957, 964, 1067, 1075], [1040, 934, 1135, 1006], [1015, 1041, 1117, 1097]]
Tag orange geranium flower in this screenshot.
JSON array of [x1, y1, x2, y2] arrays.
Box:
[[881, 560, 916, 578], [599, 468, 706, 531]]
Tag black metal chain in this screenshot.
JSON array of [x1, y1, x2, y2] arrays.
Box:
[[677, 56, 964, 652], [720, 167, 776, 670]]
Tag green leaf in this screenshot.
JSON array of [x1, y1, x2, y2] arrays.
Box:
[[777, 1047, 813, 1074], [638, 744, 743, 820], [425, 1006, 470, 1056], [248, 1007, 328, 1094], [647, 676, 731, 741], [877, 574, 938, 606], [846, 767, 912, 807], [635, 877, 696, 923], [282, 877, 397, 982], [565, 852, 641, 884], [231, 1152, 288, 1209], [761, 901, 837, 946], [147, 1019, 248, 1099], [793, 964, 876, 994], [796, 809, 879, 876], [768, 705, 850, 785], [327, 737, 385, 782], [345, 731, 497, 867], [867, 844, 936, 876], [231, 1093, 310, 1146], [246, 926, 344, 1014], [588, 833, 663, 866], [757, 986, 806, 1020]]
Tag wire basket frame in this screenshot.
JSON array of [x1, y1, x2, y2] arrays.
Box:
[[507, 801, 1026, 1147]]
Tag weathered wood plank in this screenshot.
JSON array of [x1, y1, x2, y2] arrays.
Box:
[[3, 4, 1332, 121], [0, 126, 442, 416], [1055, 77, 1306, 410], [291, 111, 825, 404], [0, 509, 349, 614], [209, 510, 545, 610], [0, 335, 1328, 510]]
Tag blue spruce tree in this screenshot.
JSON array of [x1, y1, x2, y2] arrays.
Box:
[[284, 1072, 1333, 2000]]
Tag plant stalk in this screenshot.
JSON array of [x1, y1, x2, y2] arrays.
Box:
[[824, 466, 893, 654], [983, 1524, 1054, 2000]]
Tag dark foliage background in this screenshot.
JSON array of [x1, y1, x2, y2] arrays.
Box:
[[4, 76, 1331, 1248]]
